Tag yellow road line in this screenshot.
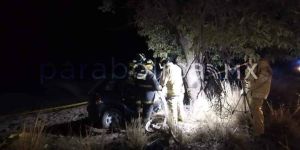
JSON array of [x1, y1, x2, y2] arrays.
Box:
[[0, 101, 88, 118]]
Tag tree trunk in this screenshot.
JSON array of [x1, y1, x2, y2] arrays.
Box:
[[178, 35, 203, 102]]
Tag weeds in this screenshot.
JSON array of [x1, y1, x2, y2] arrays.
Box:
[[78, 127, 108, 150], [125, 118, 148, 150], [78, 128, 93, 150], [10, 117, 46, 150], [3, 85, 300, 150], [169, 82, 252, 149], [265, 105, 300, 150]]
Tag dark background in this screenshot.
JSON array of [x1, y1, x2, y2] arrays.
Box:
[[0, 0, 299, 115], [0, 0, 147, 114]]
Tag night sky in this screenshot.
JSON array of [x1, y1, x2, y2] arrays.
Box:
[[1, 0, 147, 92], [0, 1, 299, 114]]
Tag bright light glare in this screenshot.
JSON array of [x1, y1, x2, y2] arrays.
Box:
[[297, 66, 300, 72], [177, 81, 245, 135]]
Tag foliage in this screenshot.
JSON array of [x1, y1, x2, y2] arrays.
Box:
[[265, 105, 300, 150], [98, 0, 300, 101], [128, 0, 300, 61], [125, 118, 149, 150], [9, 118, 46, 150]]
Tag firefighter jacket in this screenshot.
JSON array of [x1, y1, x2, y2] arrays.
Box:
[[135, 69, 161, 103], [245, 59, 272, 99], [160, 62, 185, 98]]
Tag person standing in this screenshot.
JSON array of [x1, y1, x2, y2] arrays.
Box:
[[245, 55, 272, 136], [160, 57, 186, 124]]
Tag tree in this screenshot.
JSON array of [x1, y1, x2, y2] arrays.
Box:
[[130, 0, 300, 56], [128, 0, 300, 100], [99, 0, 300, 100]]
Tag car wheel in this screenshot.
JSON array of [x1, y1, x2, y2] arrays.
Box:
[[101, 109, 122, 128]]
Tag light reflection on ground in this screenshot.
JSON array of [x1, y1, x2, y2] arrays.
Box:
[[175, 82, 247, 136]]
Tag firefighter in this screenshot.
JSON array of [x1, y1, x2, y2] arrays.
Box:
[[128, 53, 147, 80], [145, 59, 154, 72], [134, 64, 161, 123], [245, 55, 272, 136], [128, 59, 138, 80], [160, 57, 186, 124]]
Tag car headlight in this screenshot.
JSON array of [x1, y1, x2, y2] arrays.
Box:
[[297, 66, 300, 72], [292, 59, 300, 73]]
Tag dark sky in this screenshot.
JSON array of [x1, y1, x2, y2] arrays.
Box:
[[0, 0, 299, 114], [1, 0, 147, 92]]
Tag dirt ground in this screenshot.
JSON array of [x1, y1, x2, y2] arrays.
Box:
[[0, 105, 88, 142]]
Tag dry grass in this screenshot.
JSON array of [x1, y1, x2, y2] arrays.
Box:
[[10, 117, 46, 150], [48, 125, 110, 150], [78, 127, 108, 150], [265, 104, 300, 150], [166, 83, 300, 149], [223, 131, 250, 150], [181, 102, 300, 150], [169, 124, 245, 149], [78, 128, 93, 150], [6, 117, 110, 150], [184, 84, 247, 134], [4, 87, 299, 150], [168, 82, 253, 149], [125, 118, 148, 150]]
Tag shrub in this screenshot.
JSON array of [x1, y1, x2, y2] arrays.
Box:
[[125, 118, 148, 150], [10, 117, 46, 150], [265, 105, 300, 150]]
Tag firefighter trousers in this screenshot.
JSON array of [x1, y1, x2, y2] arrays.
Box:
[[249, 97, 265, 136], [167, 94, 185, 124], [135, 100, 154, 124]]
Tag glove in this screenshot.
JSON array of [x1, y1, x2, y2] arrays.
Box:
[[158, 85, 163, 91]]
